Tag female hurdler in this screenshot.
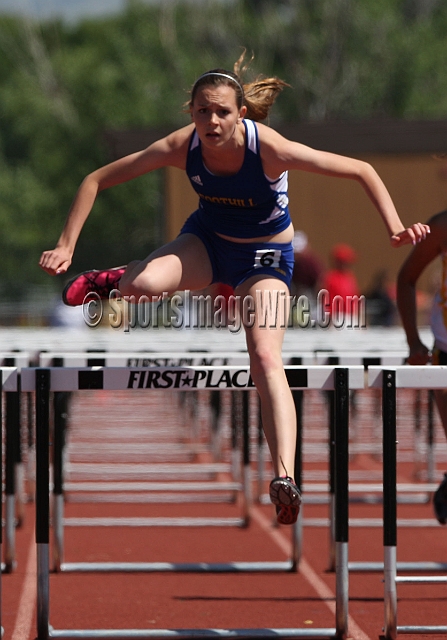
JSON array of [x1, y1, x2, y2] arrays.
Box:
[[40, 55, 429, 525]]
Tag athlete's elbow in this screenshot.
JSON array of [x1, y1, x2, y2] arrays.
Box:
[[353, 160, 376, 183]]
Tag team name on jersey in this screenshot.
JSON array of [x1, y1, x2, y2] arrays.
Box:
[[198, 192, 255, 207]]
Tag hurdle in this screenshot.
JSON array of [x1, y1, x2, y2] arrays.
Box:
[[0, 366, 19, 633], [369, 366, 447, 638], [256, 351, 409, 571], [1, 355, 29, 574], [25, 361, 345, 575], [38, 350, 315, 487], [1, 352, 33, 510], [38, 351, 318, 572], [317, 351, 437, 482], [39, 350, 255, 489], [307, 352, 442, 574], [39, 352, 259, 573], [26, 364, 356, 639], [348, 363, 447, 575]]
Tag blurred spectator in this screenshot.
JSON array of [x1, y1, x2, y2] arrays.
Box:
[[291, 231, 325, 299], [365, 269, 397, 326], [323, 243, 359, 306]]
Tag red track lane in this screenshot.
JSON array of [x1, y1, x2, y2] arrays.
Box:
[[5, 492, 447, 640]]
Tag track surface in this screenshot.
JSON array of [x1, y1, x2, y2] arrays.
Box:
[[4, 387, 447, 640]]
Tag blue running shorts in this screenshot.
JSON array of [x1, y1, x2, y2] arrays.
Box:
[[180, 211, 294, 290]]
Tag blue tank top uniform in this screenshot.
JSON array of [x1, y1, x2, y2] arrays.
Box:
[[180, 119, 294, 288]]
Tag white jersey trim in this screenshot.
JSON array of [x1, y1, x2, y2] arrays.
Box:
[[190, 130, 200, 151], [245, 119, 257, 154]]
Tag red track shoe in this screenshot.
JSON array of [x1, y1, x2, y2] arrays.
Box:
[[269, 476, 301, 525], [62, 267, 126, 307]]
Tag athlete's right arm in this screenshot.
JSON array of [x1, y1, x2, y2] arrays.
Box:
[[397, 213, 445, 364], [39, 125, 193, 276]]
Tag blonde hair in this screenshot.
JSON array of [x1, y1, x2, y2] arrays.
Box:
[[188, 50, 289, 122]]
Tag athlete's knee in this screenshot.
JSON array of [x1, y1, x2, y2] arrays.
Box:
[[119, 262, 166, 298], [249, 345, 283, 386]]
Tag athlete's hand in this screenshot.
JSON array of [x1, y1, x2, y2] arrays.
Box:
[[39, 247, 73, 276], [390, 223, 430, 248], [407, 342, 432, 365]]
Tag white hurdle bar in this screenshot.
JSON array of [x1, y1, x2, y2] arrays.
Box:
[[369, 366, 447, 639], [25, 364, 360, 640]]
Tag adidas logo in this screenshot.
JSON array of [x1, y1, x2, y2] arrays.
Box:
[[191, 175, 203, 186]]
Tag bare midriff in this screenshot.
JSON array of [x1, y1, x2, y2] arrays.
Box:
[[216, 223, 294, 244]]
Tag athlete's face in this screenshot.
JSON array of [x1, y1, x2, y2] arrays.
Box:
[[191, 84, 247, 147]]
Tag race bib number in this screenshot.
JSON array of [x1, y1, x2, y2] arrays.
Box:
[[254, 249, 281, 269]]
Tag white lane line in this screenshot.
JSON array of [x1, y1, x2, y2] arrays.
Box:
[[251, 507, 371, 640], [11, 535, 36, 640]]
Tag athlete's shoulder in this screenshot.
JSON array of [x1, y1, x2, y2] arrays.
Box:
[[161, 123, 195, 151], [255, 122, 293, 160], [145, 124, 194, 170], [255, 121, 288, 144], [253, 121, 295, 176]]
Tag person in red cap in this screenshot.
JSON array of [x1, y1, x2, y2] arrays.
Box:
[[322, 243, 360, 317]]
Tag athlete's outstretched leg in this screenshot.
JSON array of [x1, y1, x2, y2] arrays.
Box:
[[235, 275, 300, 524], [63, 234, 213, 305]]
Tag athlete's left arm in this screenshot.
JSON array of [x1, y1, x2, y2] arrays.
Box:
[[258, 124, 430, 248]]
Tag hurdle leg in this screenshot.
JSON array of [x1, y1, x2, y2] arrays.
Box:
[[241, 391, 251, 526], [52, 391, 69, 572], [327, 389, 336, 572], [382, 370, 397, 640], [4, 389, 20, 572], [256, 395, 264, 502], [4, 358, 25, 531], [427, 390, 435, 483], [231, 392, 241, 483], [26, 391, 36, 501], [334, 369, 349, 640], [35, 369, 51, 640], [14, 381, 25, 528], [412, 390, 423, 479], [15, 463, 26, 527], [209, 390, 222, 461], [291, 389, 303, 571]]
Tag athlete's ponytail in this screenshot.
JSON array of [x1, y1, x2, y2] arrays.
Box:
[[188, 50, 288, 122], [234, 50, 289, 122]]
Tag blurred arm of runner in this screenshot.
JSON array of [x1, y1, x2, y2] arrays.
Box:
[[39, 125, 193, 276], [257, 123, 430, 247], [397, 212, 446, 364]]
